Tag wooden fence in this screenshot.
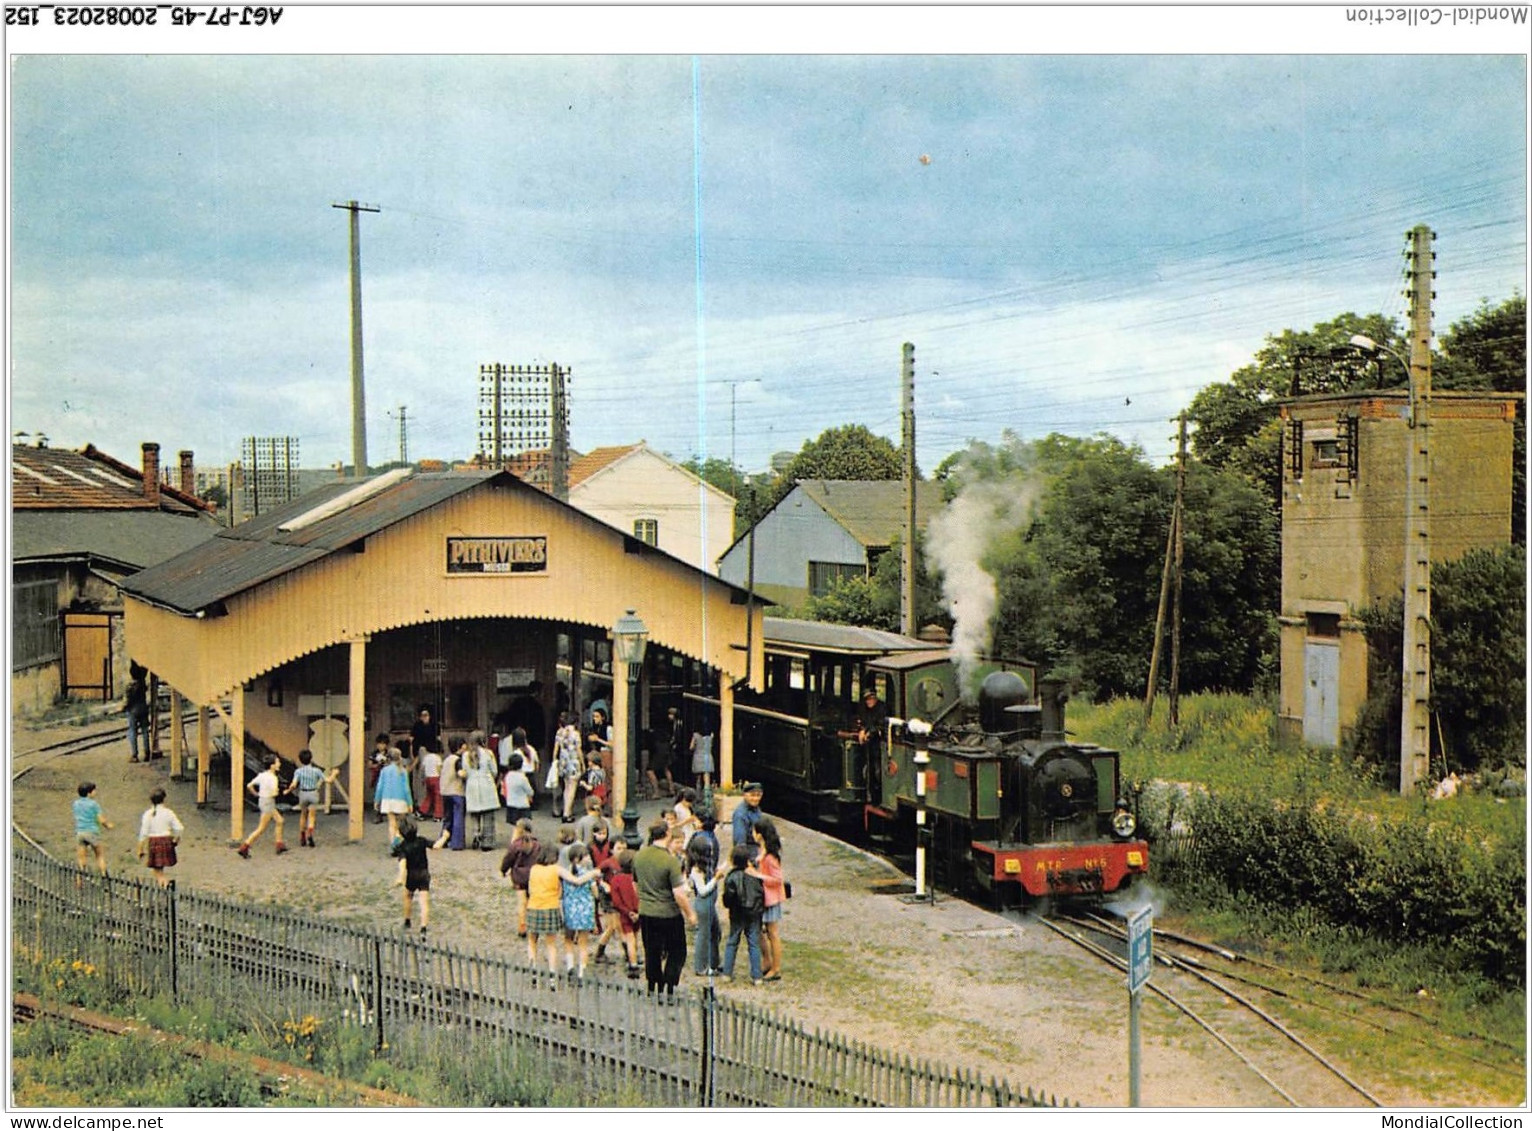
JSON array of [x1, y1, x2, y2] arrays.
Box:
[[12, 840, 1066, 1107]]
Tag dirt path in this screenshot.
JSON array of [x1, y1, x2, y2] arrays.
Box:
[[10, 714, 1440, 1107]]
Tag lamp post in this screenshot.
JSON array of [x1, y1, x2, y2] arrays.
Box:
[[613, 609, 649, 848]]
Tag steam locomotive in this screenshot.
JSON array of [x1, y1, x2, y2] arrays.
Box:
[[874, 669, 1148, 903], [723, 619, 1148, 904]]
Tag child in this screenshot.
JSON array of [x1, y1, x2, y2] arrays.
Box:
[[73, 782, 113, 876], [673, 788, 700, 848], [555, 823, 578, 868], [687, 835, 723, 976], [136, 788, 184, 889], [579, 753, 609, 813], [606, 851, 643, 979], [559, 842, 602, 978], [525, 844, 566, 971], [719, 843, 765, 985], [374, 744, 415, 844], [417, 742, 443, 820], [501, 752, 534, 827], [285, 749, 337, 847], [389, 816, 439, 937], [572, 795, 606, 844], [236, 756, 287, 857], [498, 818, 541, 937]]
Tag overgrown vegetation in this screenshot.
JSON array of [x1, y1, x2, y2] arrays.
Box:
[[1075, 694, 1526, 991], [12, 960, 562, 1107], [1351, 545, 1526, 781]]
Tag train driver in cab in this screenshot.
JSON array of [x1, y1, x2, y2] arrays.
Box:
[[842, 686, 889, 757]]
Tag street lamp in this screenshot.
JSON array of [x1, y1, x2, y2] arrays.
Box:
[[1350, 334, 1419, 423], [612, 609, 649, 848]]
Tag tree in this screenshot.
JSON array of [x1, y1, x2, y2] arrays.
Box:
[[681, 456, 774, 537], [1187, 312, 1402, 510], [770, 424, 905, 510], [937, 432, 1279, 700], [1352, 544, 1526, 779]]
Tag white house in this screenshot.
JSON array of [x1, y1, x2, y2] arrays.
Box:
[[565, 443, 736, 575]]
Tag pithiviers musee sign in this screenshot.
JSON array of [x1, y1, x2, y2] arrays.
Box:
[[446, 535, 548, 574]]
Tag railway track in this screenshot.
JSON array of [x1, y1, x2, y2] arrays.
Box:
[[1027, 909, 1384, 1106]]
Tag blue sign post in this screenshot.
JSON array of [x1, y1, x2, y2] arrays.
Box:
[[1126, 907, 1152, 1106]]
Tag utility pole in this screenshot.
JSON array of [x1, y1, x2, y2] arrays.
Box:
[[1168, 413, 1188, 727], [550, 362, 570, 501], [1144, 414, 1186, 723], [900, 342, 917, 636], [1400, 224, 1435, 795], [333, 200, 380, 478], [397, 405, 409, 467]]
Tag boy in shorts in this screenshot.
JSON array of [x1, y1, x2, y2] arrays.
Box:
[[285, 749, 337, 847], [236, 756, 287, 857], [73, 782, 113, 875]]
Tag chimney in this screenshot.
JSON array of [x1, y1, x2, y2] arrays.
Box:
[[178, 450, 195, 497], [141, 443, 161, 506]]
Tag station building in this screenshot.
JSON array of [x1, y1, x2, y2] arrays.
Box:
[[119, 468, 764, 842]]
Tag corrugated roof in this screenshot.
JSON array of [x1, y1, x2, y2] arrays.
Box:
[[794, 479, 945, 547], [120, 469, 755, 617], [121, 471, 504, 613]]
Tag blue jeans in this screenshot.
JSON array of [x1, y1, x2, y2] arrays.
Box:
[[721, 913, 762, 981], [127, 707, 149, 761], [443, 795, 467, 849], [693, 893, 721, 974]]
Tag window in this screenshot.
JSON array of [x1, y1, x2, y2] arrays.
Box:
[[1311, 438, 1340, 468], [13, 578, 60, 671], [633, 518, 658, 546], [807, 560, 864, 597], [1306, 613, 1341, 639]]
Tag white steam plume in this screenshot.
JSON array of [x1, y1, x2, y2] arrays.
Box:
[[924, 476, 1040, 699]]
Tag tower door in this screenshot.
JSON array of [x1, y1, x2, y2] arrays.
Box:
[[1303, 640, 1341, 747]]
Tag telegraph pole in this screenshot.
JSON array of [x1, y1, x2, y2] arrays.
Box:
[[900, 342, 917, 636], [1168, 413, 1188, 727], [397, 405, 409, 467], [1144, 414, 1187, 723], [1399, 225, 1435, 795], [334, 200, 380, 478]]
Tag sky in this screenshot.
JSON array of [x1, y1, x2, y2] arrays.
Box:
[[6, 8, 1528, 482]]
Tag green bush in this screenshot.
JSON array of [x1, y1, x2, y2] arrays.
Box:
[[1077, 693, 1526, 987]]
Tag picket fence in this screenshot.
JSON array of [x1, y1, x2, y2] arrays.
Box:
[[11, 840, 1067, 1108]]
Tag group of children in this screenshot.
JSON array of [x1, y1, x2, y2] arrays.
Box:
[[73, 780, 186, 890]]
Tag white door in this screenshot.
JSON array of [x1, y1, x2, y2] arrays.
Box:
[[1303, 641, 1341, 746]]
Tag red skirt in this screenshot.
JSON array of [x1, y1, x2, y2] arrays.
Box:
[[146, 836, 177, 869]]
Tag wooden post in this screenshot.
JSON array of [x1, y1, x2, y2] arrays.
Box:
[[348, 636, 369, 842]]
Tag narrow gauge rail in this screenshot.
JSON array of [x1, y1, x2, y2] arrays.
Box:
[[1042, 912, 1383, 1106], [1078, 913, 1526, 1080]]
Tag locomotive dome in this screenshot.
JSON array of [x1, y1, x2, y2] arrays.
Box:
[[979, 669, 1030, 734]]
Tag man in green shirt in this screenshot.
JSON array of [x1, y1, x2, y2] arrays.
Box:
[[631, 819, 697, 995]]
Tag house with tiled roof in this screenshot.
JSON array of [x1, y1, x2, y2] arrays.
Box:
[[564, 443, 735, 574], [11, 440, 220, 713], [717, 479, 944, 610]]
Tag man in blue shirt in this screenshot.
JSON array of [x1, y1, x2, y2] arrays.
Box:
[[732, 782, 764, 860]]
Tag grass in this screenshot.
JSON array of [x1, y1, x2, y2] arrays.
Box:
[[1070, 692, 1525, 1102]]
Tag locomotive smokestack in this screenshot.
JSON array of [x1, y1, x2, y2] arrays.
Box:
[[1039, 678, 1068, 741]]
